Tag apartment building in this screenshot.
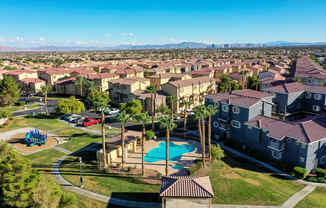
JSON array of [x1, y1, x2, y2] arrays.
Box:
[[162, 76, 220, 112], [206, 88, 326, 171]]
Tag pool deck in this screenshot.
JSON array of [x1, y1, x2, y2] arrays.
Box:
[[111, 137, 202, 175]]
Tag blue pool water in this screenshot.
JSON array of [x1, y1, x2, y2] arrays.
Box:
[[144, 141, 195, 162]]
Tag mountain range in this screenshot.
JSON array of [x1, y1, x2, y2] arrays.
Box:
[[1, 41, 326, 52]]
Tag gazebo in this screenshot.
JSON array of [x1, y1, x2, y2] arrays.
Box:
[[160, 176, 214, 208]]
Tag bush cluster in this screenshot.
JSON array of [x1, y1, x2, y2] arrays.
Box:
[[293, 166, 308, 179]]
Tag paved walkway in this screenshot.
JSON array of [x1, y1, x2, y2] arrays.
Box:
[[281, 185, 316, 208], [52, 147, 161, 208], [0, 127, 33, 142]]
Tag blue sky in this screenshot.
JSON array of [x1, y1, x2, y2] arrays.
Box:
[[1, 0, 326, 47]]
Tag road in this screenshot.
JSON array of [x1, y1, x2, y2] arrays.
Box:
[[12, 100, 58, 117]]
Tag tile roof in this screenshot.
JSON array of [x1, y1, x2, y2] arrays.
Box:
[[265, 82, 326, 94], [246, 114, 326, 143], [206, 89, 272, 108], [295, 56, 326, 79], [160, 176, 214, 198], [168, 77, 219, 88]]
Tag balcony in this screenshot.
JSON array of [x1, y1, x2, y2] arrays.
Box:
[[267, 141, 285, 152]]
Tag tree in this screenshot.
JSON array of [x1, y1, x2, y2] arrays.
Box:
[[194, 106, 207, 167], [239, 70, 249, 89], [85, 80, 98, 96], [120, 99, 143, 115], [218, 75, 233, 92], [116, 111, 131, 169], [0, 76, 21, 106], [55, 96, 85, 114], [157, 104, 171, 115], [135, 112, 151, 176], [87, 90, 110, 168], [146, 85, 157, 131], [206, 105, 218, 161], [74, 76, 85, 97], [211, 145, 224, 161], [180, 99, 190, 138], [248, 75, 260, 91], [159, 116, 176, 176], [167, 96, 177, 118], [41, 85, 52, 115]]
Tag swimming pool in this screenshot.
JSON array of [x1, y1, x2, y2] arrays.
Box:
[[144, 141, 195, 163]]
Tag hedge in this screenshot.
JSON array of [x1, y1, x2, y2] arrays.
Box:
[[293, 166, 308, 179], [315, 168, 326, 178]]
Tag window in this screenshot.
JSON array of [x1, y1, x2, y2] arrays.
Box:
[[305, 92, 312, 99], [314, 93, 322, 101], [214, 102, 220, 108], [320, 156, 326, 165], [313, 105, 320, 112], [222, 104, 229, 112], [213, 121, 219, 128], [300, 156, 305, 163], [232, 106, 240, 114], [231, 120, 241, 128], [272, 151, 282, 160]]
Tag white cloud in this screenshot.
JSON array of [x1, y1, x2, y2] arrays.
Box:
[[39, 37, 45, 41], [104, 33, 112, 38], [0, 37, 6, 42], [120, 33, 135, 37]]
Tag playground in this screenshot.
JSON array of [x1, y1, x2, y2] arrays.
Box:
[[8, 130, 60, 155]]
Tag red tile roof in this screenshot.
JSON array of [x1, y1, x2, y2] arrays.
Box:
[[160, 176, 214, 198]]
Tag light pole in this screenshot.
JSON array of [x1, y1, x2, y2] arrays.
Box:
[[79, 157, 84, 188]]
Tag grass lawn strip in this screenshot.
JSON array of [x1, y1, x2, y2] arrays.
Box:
[[294, 187, 326, 208], [0, 116, 69, 133], [193, 156, 304, 205], [60, 156, 160, 202]]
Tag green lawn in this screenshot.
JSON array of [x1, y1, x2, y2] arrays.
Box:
[[0, 116, 69, 132], [192, 156, 305, 206], [56, 128, 102, 152], [1, 103, 41, 112], [60, 156, 160, 202], [25, 148, 66, 166], [295, 187, 326, 208], [87, 124, 121, 135]]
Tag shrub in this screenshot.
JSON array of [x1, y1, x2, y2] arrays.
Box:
[[315, 168, 326, 178], [145, 130, 155, 140], [0, 110, 11, 118], [16, 100, 26, 106], [211, 144, 224, 160], [293, 166, 308, 179], [156, 172, 162, 179]]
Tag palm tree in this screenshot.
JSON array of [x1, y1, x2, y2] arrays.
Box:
[[75, 76, 85, 97], [167, 96, 177, 119], [240, 70, 249, 89], [117, 111, 131, 169], [194, 106, 206, 167], [206, 105, 218, 161], [180, 99, 190, 138], [159, 116, 176, 176], [41, 85, 52, 115], [87, 90, 110, 168], [146, 85, 157, 131], [201, 106, 208, 164], [135, 112, 151, 176], [86, 80, 98, 95], [249, 75, 260, 91]]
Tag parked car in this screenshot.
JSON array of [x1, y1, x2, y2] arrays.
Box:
[[71, 115, 84, 124], [82, 118, 101, 127], [67, 114, 81, 123], [104, 108, 120, 116]]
